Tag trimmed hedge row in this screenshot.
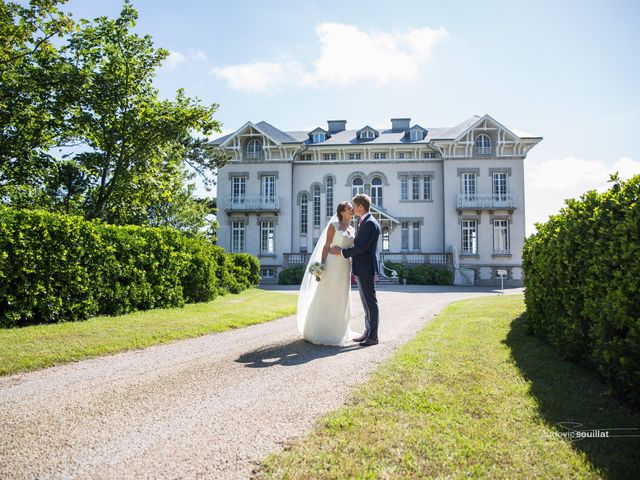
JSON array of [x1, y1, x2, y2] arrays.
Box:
[[0, 207, 260, 327], [384, 262, 453, 285], [278, 266, 305, 285], [522, 175, 640, 407]]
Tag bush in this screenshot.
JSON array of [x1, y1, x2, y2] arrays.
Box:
[[383, 262, 452, 285], [0, 207, 260, 327], [278, 266, 306, 285], [522, 174, 640, 407]]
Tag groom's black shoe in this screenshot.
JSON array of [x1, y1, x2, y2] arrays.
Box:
[[352, 334, 368, 342], [359, 338, 379, 347]]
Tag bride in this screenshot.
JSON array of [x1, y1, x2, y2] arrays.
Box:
[[297, 201, 357, 346]]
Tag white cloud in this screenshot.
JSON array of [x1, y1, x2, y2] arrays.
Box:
[[525, 156, 640, 235], [192, 49, 208, 62], [164, 50, 186, 69], [211, 23, 448, 92], [211, 61, 303, 93]]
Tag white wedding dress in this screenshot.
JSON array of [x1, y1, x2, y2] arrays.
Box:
[[297, 218, 356, 346]]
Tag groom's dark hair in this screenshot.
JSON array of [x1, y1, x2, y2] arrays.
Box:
[[352, 193, 371, 212]]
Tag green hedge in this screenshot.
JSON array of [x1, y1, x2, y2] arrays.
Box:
[[522, 175, 640, 407], [278, 265, 305, 285], [0, 207, 261, 327], [384, 262, 453, 285]]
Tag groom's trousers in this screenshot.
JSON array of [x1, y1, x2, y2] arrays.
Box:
[[356, 275, 379, 340]]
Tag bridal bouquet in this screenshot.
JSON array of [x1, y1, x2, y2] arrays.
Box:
[[308, 262, 324, 282]]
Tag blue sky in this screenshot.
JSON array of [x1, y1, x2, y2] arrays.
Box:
[[62, 0, 640, 235]]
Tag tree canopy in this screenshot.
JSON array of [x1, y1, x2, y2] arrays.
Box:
[[0, 0, 228, 235]]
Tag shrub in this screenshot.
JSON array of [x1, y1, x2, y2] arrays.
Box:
[[278, 266, 306, 285], [406, 265, 452, 285], [522, 174, 640, 407], [0, 207, 260, 327]]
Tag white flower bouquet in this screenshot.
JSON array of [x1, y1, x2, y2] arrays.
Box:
[[308, 261, 325, 282]]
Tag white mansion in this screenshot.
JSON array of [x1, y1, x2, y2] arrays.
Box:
[[210, 115, 541, 286]]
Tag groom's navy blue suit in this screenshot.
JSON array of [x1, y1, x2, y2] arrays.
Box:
[[341, 212, 381, 342]]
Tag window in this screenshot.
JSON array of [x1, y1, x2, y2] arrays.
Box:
[[423, 151, 437, 159], [260, 221, 275, 254], [231, 220, 245, 253], [313, 185, 321, 227], [412, 176, 420, 200], [371, 176, 383, 207], [373, 152, 386, 159], [400, 176, 408, 200], [423, 176, 432, 201], [462, 220, 478, 255], [462, 173, 477, 199], [360, 130, 374, 140], [312, 132, 326, 143], [300, 193, 308, 235], [382, 227, 390, 252], [411, 130, 423, 141], [260, 267, 276, 279], [246, 139, 262, 159], [475, 134, 492, 155], [348, 153, 362, 160], [231, 176, 246, 203], [398, 152, 405, 159], [401, 222, 409, 250], [352, 177, 364, 197], [300, 154, 312, 161], [412, 222, 421, 251], [493, 172, 508, 201], [493, 219, 510, 254], [261, 175, 276, 202], [323, 153, 337, 160], [325, 176, 334, 217]]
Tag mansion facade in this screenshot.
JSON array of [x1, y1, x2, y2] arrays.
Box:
[[210, 115, 541, 286]]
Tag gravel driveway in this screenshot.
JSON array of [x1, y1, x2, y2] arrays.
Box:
[[0, 286, 522, 479]]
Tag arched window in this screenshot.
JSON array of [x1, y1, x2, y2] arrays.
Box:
[[474, 134, 491, 155], [382, 227, 390, 252], [300, 193, 308, 235], [313, 185, 321, 227], [371, 176, 383, 207], [325, 177, 334, 217], [246, 139, 262, 159], [351, 176, 364, 197]]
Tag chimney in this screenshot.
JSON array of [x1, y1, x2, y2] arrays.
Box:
[[391, 118, 411, 131], [327, 120, 347, 133]]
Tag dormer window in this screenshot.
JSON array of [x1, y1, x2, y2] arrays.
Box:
[[312, 132, 326, 143], [475, 134, 492, 155], [360, 130, 374, 140], [246, 139, 262, 159], [410, 130, 423, 141]]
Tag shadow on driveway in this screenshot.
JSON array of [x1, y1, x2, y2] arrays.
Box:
[[236, 339, 360, 368]]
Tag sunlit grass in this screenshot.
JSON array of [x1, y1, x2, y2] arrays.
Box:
[[258, 295, 640, 479], [0, 289, 296, 376]]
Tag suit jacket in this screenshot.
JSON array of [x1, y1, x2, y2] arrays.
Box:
[[341, 213, 381, 276]]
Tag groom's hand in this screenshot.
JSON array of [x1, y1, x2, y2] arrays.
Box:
[[329, 246, 342, 255]]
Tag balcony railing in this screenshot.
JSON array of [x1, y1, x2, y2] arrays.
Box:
[[224, 196, 280, 212], [380, 252, 451, 265], [457, 193, 516, 210], [284, 253, 311, 266]]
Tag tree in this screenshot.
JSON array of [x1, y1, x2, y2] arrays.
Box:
[[1, 1, 228, 233], [0, 0, 75, 207]]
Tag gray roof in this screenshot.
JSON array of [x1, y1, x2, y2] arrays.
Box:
[[209, 115, 541, 146]]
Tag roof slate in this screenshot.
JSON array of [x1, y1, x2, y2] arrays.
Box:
[[209, 115, 541, 146]]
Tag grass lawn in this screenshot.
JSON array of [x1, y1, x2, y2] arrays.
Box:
[[0, 288, 296, 376], [258, 295, 640, 479]]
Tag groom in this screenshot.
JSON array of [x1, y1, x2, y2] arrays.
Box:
[[330, 193, 381, 346]]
